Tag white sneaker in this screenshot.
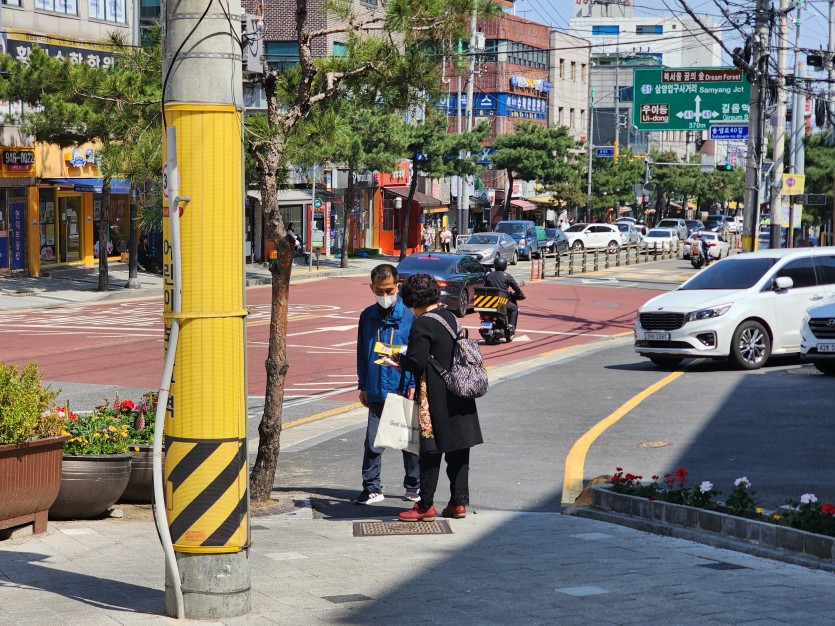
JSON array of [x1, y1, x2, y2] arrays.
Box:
[[353, 490, 385, 505]]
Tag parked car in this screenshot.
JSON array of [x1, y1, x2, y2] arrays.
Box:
[[801, 288, 835, 374], [684, 220, 705, 236], [642, 228, 679, 255], [683, 231, 731, 260], [704, 214, 731, 236], [457, 232, 519, 266], [616, 217, 637, 225], [494, 220, 547, 260], [728, 216, 744, 234], [396, 253, 486, 318], [655, 218, 688, 240], [635, 247, 835, 370], [563, 223, 622, 253], [544, 228, 570, 255], [758, 231, 786, 250], [616, 222, 642, 246]]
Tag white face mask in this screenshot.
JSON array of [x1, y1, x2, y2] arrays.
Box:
[[375, 294, 397, 309]]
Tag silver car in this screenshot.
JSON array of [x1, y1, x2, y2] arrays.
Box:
[[457, 233, 519, 266]]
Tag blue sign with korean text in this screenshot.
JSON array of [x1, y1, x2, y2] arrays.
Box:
[[594, 148, 616, 158], [709, 125, 749, 140], [10, 200, 25, 271]]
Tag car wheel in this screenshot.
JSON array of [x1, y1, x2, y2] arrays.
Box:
[[572, 240, 584, 252], [455, 289, 469, 318], [730, 320, 771, 370], [649, 356, 683, 369], [511, 250, 518, 265], [814, 362, 835, 375], [607, 240, 619, 254]]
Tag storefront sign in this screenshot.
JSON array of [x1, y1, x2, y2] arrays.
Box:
[[10, 199, 26, 271], [509, 76, 551, 93], [497, 94, 548, 121], [0, 147, 35, 176], [335, 169, 374, 189], [1, 30, 117, 69], [65, 146, 98, 169], [377, 162, 411, 187]]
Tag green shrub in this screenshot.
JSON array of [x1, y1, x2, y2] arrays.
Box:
[[0, 362, 62, 444]]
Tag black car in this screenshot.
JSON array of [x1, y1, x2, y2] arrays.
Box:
[[544, 228, 569, 254], [396, 253, 486, 317]]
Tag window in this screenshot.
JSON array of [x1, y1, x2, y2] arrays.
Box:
[[506, 42, 547, 69], [3, 0, 23, 6], [816, 256, 835, 285], [581, 109, 586, 128], [591, 25, 620, 36], [90, 0, 126, 22], [570, 61, 576, 80], [558, 107, 564, 125], [775, 257, 818, 289], [559, 59, 565, 79], [569, 108, 575, 128], [581, 63, 587, 82], [266, 41, 300, 70], [36, 0, 78, 13], [333, 42, 348, 57], [636, 25, 663, 35]]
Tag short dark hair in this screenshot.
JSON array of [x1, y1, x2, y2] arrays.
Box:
[[371, 263, 397, 284], [400, 273, 440, 309]]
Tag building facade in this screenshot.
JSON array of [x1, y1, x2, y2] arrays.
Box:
[[0, 2, 134, 276], [549, 30, 590, 141]]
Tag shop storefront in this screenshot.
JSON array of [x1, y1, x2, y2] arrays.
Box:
[[333, 169, 375, 253], [0, 146, 35, 273]]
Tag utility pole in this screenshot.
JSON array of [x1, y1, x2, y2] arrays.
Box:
[[587, 84, 595, 222], [162, 1, 250, 619], [830, 0, 835, 128], [614, 35, 620, 164], [463, 7, 478, 234], [769, 0, 789, 249], [742, 0, 770, 252], [789, 4, 805, 248], [455, 39, 466, 236]]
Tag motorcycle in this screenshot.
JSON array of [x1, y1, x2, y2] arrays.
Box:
[[690, 245, 710, 269], [474, 282, 525, 345]]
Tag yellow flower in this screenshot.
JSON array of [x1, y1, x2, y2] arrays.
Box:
[[93, 432, 100, 438], [772, 514, 782, 521], [756, 507, 765, 514], [104, 433, 110, 439], [133, 446, 140, 452], [108, 425, 117, 432]]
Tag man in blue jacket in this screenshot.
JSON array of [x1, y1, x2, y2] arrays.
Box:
[[354, 263, 419, 504]]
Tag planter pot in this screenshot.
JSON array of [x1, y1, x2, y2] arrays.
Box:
[[49, 454, 132, 520], [119, 444, 162, 504], [0, 436, 69, 534]]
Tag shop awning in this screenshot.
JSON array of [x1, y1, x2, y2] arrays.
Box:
[[527, 194, 564, 206], [510, 199, 536, 211], [385, 186, 443, 208], [425, 205, 449, 214], [46, 178, 131, 194]]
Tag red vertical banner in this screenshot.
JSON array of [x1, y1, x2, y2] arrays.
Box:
[[306, 203, 313, 253]]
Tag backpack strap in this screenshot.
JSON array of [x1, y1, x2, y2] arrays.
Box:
[[423, 311, 458, 379], [423, 311, 460, 340]]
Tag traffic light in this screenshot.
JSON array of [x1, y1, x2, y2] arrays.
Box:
[[716, 163, 733, 172]]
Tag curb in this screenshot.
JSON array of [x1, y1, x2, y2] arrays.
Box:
[[569, 485, 835, 574]]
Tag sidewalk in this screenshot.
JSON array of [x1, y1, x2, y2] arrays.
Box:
[[0, 256, 392, 312]]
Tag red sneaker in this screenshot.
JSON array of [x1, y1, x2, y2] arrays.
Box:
[[441, 502, 467, 519], [398, 503, 437, 522]]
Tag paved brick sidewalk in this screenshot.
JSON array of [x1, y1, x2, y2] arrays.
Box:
[[2, 505, 835, 625]]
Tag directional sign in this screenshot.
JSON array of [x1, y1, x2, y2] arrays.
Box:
[[710, 125, 749, 140], [632, 67, 751, 131], [805, 194, 827, 206], [594, 148, 615, 158]]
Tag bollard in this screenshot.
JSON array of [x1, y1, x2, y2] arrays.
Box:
[[581, 249, 587, 272], [568, 251, 574, 275], [555, 252, 561, 277], [593, 250, 599, 272], [539, 256, 544, 280], [605, 249, 610, 269], [530, 257, 536, 281]]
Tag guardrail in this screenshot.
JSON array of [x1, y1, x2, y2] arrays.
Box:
[[542, 241, 686, 278]]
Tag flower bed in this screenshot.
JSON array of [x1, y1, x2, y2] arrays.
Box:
[[572, 468, 835, 570]]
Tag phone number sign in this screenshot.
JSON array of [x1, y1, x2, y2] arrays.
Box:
[[632, 67, 751, 131]]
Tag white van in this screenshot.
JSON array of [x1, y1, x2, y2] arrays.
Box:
[[801, 296, 835, 375], [635, 247, 835, 369]]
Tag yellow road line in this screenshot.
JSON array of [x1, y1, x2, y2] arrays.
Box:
[[282, 402, 364, 430], [561, 369, 684, 505]]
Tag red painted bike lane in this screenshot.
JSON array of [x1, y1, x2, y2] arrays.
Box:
[[0, 277, 659, 401]]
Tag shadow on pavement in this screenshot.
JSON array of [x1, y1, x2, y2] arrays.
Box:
[[272, 486, 412, 521]]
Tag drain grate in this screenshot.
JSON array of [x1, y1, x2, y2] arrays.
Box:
[[698, 561, 749, 570], [323, 594, 373, 604], [638, 440, 672, 448], [353, 520, 453, 537]]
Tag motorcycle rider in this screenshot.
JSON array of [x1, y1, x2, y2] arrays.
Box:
[[484, 256, 524, 333], [694, 232, 711, 267]]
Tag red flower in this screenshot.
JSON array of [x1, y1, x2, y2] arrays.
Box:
[[120, 400, 135, 412], [651, 475, 659, 481], [616, 467, 623, 472], [822, 503, 835, 516]]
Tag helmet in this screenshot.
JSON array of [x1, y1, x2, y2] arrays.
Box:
[[494, 256, 508, 272]]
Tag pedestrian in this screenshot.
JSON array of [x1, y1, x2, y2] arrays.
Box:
[[421, 224, 432, 252], [138, 235, 159, 273], [439, 225, 452, 252], [354, 263, 420, 505], [287, 222, 302, 256], [397, 273, 483, 521], [451, 224, 459, 250]]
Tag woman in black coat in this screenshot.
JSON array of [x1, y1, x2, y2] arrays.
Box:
[[398, 273, 483, 522]]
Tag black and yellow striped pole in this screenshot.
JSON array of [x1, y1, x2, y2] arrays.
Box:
[[162, 1, 250, 618]]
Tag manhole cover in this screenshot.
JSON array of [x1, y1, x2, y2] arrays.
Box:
[[638, 440, 671, 448], [353, 520, 453, 537]]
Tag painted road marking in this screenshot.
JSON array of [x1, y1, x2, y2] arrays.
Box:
[[561, 369, 685, 505]]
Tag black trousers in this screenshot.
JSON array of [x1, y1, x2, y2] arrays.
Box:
[[507, 301, 518, 328], [419, 448, 470, 508]]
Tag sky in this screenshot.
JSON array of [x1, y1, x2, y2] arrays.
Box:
[[513, 0, 833, 66]]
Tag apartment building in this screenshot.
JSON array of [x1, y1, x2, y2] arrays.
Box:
[[549, 30, 590, 141]]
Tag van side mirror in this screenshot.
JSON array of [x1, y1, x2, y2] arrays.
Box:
[[773, 276, 793, 291]]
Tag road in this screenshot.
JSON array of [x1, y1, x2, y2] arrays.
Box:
[[5, 256, 832, 512]]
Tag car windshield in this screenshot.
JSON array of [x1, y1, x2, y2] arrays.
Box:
[[617, 224, 630, 232], [680, 257, 779, 290], [495, 223, 525, 235], [565, 224, 588, 233], [464, 234, 498, 244], [685, 221, 700, 228], [657, 221, 677, 228], [398, 255, 456, 273], [704, 217, 723, 225], [647, 229, 672, 237]]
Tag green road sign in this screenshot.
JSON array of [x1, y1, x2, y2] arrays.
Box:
[[632, 67, 751, 131], [313, 198, 323, 208]]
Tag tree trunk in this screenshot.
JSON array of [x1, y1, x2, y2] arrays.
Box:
[[502, 171, 514, 221], [341, 163, 353, 268], [98, 185, 111, 291], [398, 171, 419, 261]]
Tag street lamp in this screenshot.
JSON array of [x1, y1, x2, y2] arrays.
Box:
[[125, 187, 141, 289]]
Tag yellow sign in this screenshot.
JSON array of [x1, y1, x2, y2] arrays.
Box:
[[781, 174, 806, 196]]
